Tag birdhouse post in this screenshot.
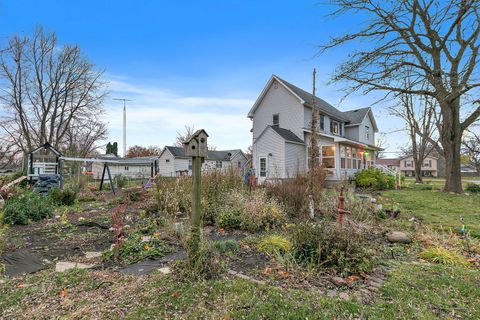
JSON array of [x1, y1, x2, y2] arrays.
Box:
[[183, 129, 208, 249]]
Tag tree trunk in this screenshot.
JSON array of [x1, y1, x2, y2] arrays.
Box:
[[414, 166, 423, 183], [441, 101, 463, 193]]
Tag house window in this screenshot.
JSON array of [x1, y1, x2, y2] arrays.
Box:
[[216, 161, 223, 169], [405, 160, 412, 168], [340, 146, 357, 169], [259, 157, 267, 177], [321, 146, 335, 168], [272, 114, 279, 126], [166, 159, 170, 163], [365, 126, 370, 140], [237, 161, 241, 168], [188, 159, 192, 170], [124, 166, 129, 171], [320, 115, 325, 131], [330, 121, 340, 135]]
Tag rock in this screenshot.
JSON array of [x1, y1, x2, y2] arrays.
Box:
[[158, 267, 171, 274], [327, 289, 337, 298], [331, 276, 347, 286], [387, 231, 411, 244], [339, 292, 349, 300], [141, 236, 151, 242], [55, 261, 95, 272], [84, 252, 102, 259]]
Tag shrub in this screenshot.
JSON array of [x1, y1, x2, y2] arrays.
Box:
[[216, 189, 285, 232], [103, 231, 166, 265], [466, 183, 480, 193], [3, 192, 53, 225], [151, 176, 190, 215], [177, 235, 224, 280], [290, 221, 375, 275], [258, 235, 292, 256], [266, 168, 325, 218], [115, 175, 128, 189], [419, 247, 470, 266], [48, 187, 77, 206], [354, 168, 395, 190], [212, 239, 239, 254]]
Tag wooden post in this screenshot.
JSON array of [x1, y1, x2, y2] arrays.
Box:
[[191, 155, 202, 251]]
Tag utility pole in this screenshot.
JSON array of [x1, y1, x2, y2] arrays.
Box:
[[113, 98, 132, 157]]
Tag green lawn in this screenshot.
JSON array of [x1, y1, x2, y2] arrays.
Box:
[[1, 264, 479, 319], [382, 189, 480, 237]]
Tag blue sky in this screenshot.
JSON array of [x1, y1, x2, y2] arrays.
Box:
[[0, 0, 406, 156]]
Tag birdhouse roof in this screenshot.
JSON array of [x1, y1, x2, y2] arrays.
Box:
[[184, 129, 209, 144]]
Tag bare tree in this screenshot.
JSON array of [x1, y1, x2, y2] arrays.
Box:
[[463, 129, 480, 173], [390, 92, 437, 183], [0, 27, 107, 158], [126, 145, 162, 158], [63, 116, 108, 157], [320, 0, 480, 193], [308, 68, 320, 219], [174, 125, 196, 147]]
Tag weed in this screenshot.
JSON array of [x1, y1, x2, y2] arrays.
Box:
[[258, 235, 292, 256], [466, 183, 480, 193], [212, 239, 239, 254], [49, 187, 77, 206], [418, 247, 470, 266], [290, 221, 377, 275]]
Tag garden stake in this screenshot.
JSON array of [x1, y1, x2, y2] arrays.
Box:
[[337, 187, 351, 226]]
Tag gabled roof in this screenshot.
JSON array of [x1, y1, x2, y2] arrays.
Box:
[[29, 142, 62, 156], [275, 76, 349, 122], [343, 107, 378, 132], [399, 154, 438, 160], [161, 146, 243, 161], [343, 107, 370, 125], [270, 126, 304, 144], [248, 75, 348, 121], [376, 158, 400, 166]]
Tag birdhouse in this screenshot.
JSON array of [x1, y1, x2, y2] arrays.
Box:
[[183, 129, 209, 158]]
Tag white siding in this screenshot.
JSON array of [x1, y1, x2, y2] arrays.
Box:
[[345, 126, 359, 142], [253, 127, 285, 179], [158, 149, 176, 176], [230, 152, 248, 171], [175, 158, 190, 174], [252, 80, 304, 142], [284, 142, 306, 177], [357, 112, 375, 145]]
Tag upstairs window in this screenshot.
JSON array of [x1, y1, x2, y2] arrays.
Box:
[[330, 121, 340, 135], [272, 114, 279, 126], [365, 126, 370, 140], [319, 115, 325, 131]]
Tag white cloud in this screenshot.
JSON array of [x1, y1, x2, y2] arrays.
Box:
[[104, 77, 254, 155]]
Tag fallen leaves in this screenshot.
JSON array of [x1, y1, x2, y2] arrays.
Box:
[[60, 288, 68, 298]]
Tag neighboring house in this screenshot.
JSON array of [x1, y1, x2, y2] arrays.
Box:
[[91, 154, 159, 179], [158, 146, 248, 177], [400, 155, 439, 177], [248, 75, 381, 183], [376, 158, 401, 172], [378, 155, 439, 177]]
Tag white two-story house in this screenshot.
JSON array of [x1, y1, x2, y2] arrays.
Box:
[[248, 75, 381, 183]]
